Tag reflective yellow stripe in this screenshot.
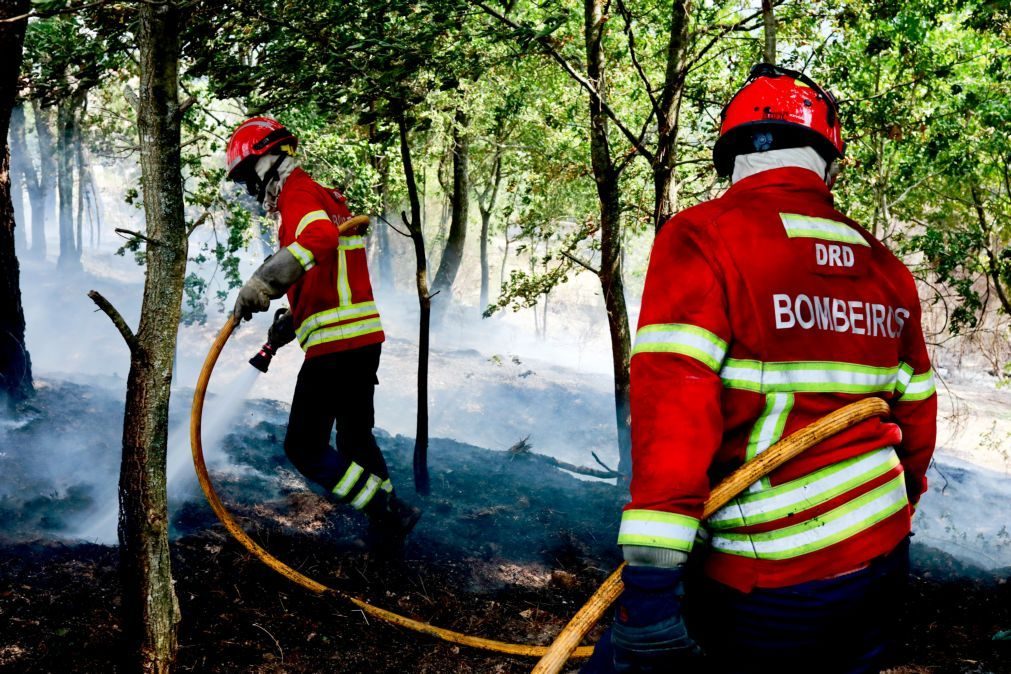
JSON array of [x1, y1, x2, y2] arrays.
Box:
[[286, 242, 315, 270], [332, 462, 364, 498], [337, 249, 352, 305], [617, 510, 699, 552], [295, 301, 380, 344], [339, 235, 365, 250], [300, 316, 384, 350], [350, 474, 382, 510], [296, 210, 330, 237]]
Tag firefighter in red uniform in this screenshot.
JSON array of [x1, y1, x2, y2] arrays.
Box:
[[584, 65, 937, 673], [225, 117, 421, 546]]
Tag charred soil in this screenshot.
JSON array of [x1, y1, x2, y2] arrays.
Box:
[[0, 386, 1008, 673]]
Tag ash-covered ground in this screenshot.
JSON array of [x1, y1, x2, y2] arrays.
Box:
[[1, 381, 1010, 673]]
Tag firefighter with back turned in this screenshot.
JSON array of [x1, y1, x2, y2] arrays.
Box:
[[584, 65, 937, 673]]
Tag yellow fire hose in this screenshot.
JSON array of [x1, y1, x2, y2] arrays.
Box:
[[531, 396, 891, 674], [188, 267, 889, 662]]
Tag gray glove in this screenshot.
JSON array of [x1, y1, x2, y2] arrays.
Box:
[[233, 248, 305, 321]]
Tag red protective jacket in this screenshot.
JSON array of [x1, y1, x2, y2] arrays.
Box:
[[620, 167, 936, 591], [277, 168, 384, 359]]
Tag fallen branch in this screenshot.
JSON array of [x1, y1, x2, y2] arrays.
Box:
[[88, 290, 139, 355], [507, 437, 622, 480]]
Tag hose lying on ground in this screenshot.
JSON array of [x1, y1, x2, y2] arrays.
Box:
[[191, 309, 889, 661]]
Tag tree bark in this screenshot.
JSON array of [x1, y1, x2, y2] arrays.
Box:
[[11, 105, 45, 259], [585, 0, 632, 479], [651, 0, 690, 230], [762, 0, 777, 65], [477, 150, 502, 314], [0, 0, 33, 407], [32, 100, 56, 258], [111, 2, 186, 670], [431, 106, 469, 312], [398, 111, 431, 495], [56, 93, 82, 271]]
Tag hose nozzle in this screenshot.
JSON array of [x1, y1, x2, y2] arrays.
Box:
[[249, 341, 278, 373]]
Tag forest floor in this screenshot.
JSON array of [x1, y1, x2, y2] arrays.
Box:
[[1, 389, 1010, 673]]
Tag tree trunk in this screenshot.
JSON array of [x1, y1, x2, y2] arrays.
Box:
[[0, 0, 33, 407], [115, 2, 186, 670], [10, 105, 45, 259], [75, 105, 85, 254], [10, 137, 25, 252], [398, 112, 431, 495], [56, 96, 80, 271], [585, 0, 632, 479], [651, 0, 690, 230], [32, 100, 56, 258], [366, 117, 393, 289], [477, 151, 502, 315], [430, 106, 469, 311], [762, 0, 777, 65]]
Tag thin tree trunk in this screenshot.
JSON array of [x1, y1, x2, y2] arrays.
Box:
[[398, 111, 431, 495], [76, 110, 85, 254], [762, 0, 777, 65], [32, 100, 56, 256], [651, 0, 690, 230], [0, 0, 33, 407], [431, 106, 469, 311], [105, 2, 185, 670], [585, 0, 632, 480], [477, 151, 502, 314], [12, 104, 45, 259], [10, 138, 25, 252], [56, 95, 80, 271]]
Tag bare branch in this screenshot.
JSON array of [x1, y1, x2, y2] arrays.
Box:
[[562, 250, 601, 276], [88, 290, 139, 354], [115, 227, 162, 246]]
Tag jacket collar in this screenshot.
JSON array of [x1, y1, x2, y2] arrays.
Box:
[[724, 166, 834, 206]]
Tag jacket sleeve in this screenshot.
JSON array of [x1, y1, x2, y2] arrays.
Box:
[[279, 186, 339, 270], [618, 216, 730, 557], [891, 293, 937, 507]]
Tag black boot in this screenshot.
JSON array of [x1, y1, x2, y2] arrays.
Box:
[[361, 492, 422, 552]]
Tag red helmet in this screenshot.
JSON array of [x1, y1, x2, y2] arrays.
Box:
[[225, 117, 298, 180], [713, 64, 843, 177]]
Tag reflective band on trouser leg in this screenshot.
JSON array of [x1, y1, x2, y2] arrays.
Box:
[[709, 447, 901, 530], [380, 479, 393, 493], [721, 359, 904, 395], [710, 473, 909, 560], [632, 323, 727, 371], [617, 510, 699, 552], [745, 392, 794, 493], [286, 242, 316, 271], [897, 369, 935, 402], [350, 474, 383, 510], [780, 213, 870, 247], [332, 462, 365, 499]]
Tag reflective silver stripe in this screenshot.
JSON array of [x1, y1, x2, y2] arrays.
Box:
[[720, 359, 902, 394], [710, 473, 908, 560], [287, 242, 315, 270], [895, 362, 914, 394], [339, 235, 365, 250], [350, 474, 382, 510], [617, 510, 699, 552], [632, 323, 727, 371], [898, 369, 935, 402], [709, 447, 901, 529], [332, 462, 364, 498], [745, 392, 794, 493], [295, 301, 380, 344], [296, 210, 330, 237], [301, 316, 384, 350], [780, 213, 870, 247]]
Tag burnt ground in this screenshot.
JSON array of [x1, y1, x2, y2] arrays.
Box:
[[0, 383, 1009, 673]]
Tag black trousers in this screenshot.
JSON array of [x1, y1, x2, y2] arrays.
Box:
[[284, 343, 391, 510]]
